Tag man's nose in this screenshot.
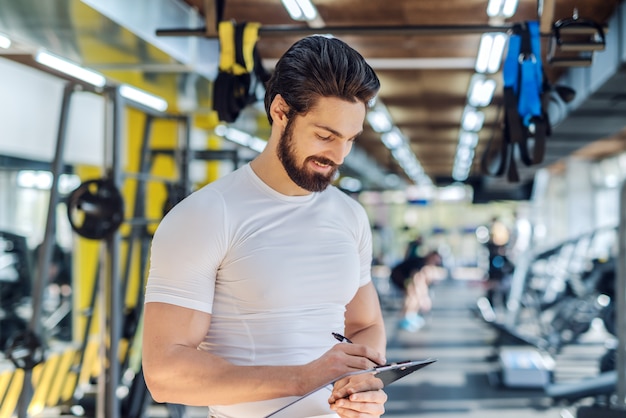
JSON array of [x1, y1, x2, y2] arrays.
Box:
[[328, 141, 351, 165]]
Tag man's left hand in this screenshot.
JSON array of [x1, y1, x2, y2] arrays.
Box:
[[328, 373, 387, 417]]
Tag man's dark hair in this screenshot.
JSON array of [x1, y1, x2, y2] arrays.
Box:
[[264, 36, 380, 124]]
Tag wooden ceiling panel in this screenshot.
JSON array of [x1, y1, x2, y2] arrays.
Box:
[[392, 106, 465, 126], [379, 70, 473, 96], [402, 0, 492, 25], [553, 0, 623, 23], [338, 34, 481, 59]]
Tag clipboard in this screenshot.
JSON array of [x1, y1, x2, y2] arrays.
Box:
[[368, 358, 437, 386], [264, 358, 436, 418]]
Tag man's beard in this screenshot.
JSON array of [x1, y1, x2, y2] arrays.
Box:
[[277, 118, 339, 192]]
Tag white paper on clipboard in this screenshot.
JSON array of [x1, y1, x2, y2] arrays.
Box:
[[264, 358, 437, 418]]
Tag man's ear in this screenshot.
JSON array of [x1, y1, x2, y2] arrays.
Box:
[[270, 94, 289, 126]]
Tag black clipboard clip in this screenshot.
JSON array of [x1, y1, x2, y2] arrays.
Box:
[[371, 358, 437, 386]]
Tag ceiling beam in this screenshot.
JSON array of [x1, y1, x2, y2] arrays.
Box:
[[539, 0, 556, 34], [203, 0, 218, 37], [156, 23, 514, 39]]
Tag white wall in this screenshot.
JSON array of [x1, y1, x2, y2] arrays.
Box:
[[0, 57, 105, 166]]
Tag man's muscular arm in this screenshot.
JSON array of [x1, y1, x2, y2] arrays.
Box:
[[142, 302, 385, 406]]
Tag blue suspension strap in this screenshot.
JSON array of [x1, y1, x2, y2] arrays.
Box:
[[501, 28, 524, 181], [480, 105, 509, 178], [500, 21, 550, 181], [481, 26, 527, 181], [517, 21, 549, 166]]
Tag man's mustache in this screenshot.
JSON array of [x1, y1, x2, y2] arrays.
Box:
[[307, 156, 338, 167]]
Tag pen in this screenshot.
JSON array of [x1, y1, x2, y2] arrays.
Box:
[[332, 332, 353, 344]]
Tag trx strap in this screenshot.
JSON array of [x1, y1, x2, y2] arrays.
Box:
[[212, 21, 269, 123], [480, 106, 508, 178], [482, 21, 551, 182]]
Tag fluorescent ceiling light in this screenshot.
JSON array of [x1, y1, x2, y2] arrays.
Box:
[[454, 157, 473, 170], [454, 163, 472, 177], [452, 165, 472, 181], [468, 75, 497, 107], [17, 170, 52, 189], [456, 146, 475, 162], [461, 107, 485, 132], [281, 0, 318, 21], [381, 129, 404, 150], [119, 85, 168, 112], [281, 0, 303, 19], [452, 168, 469, 182], [379, 125, 430, 186], [214, 124, 228, 137], [0, 33, 11, 49], [297, 0, 318, 20], [248, 137, 267, 153], [452, 140, 477, 181], [391, 144, 415, 167], [215, 124, 267, 153], [459, 131, 479, 148], [368, 111, 392, 132], [339, 176, 362, 193], [438, 184, 469, 202], [487, 0, 519, 18], [367, 104, 393, 133], [501, 0, 519, 17], [475, 33, 508, 74], [17, 171, 81, 192], [35, 50, 107, 87], [224, 127, 250, 146]]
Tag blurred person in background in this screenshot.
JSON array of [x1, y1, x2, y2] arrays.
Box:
[[484, 217, 514, 308], [391, 234, 445, 332]]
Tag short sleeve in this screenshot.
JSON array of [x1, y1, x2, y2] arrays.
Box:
[[144, 188, 228, 313]]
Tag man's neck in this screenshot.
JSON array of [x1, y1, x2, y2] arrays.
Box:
[[249, 154, 312, 197]]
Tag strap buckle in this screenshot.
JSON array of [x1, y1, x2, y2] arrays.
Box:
[[518, 53, 536, 64]]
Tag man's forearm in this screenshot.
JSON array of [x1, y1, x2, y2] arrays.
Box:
[[143, 346, 312, 406], [347, 322, 387, 359]]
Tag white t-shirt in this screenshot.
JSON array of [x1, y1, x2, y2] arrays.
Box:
[[145, 164, 373, 418]]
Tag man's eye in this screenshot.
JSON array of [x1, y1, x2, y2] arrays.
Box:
[[316, 134, 332, 140]]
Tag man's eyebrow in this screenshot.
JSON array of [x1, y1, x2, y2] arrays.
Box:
[[315, 124, 363, 140]]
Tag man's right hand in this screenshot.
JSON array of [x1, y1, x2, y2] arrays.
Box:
[[300, 343, 386, 394]]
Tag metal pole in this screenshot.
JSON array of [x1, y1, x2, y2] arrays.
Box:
[[117, 114, 154, 376], [104, 86, 123, 418], [96, 244, 107, 418], [121, 115, 153, 301], [180, 115, 192, 195], [30, 82, 74, 335], [17, 82, 75, 418], [616, 179, 626, 408]]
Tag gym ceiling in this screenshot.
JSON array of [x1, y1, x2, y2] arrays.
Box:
[[1, 0, 625, 200]]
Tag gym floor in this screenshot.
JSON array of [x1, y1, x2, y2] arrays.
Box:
[[145, 277, 609, 418]]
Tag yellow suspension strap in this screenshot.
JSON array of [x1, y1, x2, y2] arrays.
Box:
[[213, 21, 267, 123]]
